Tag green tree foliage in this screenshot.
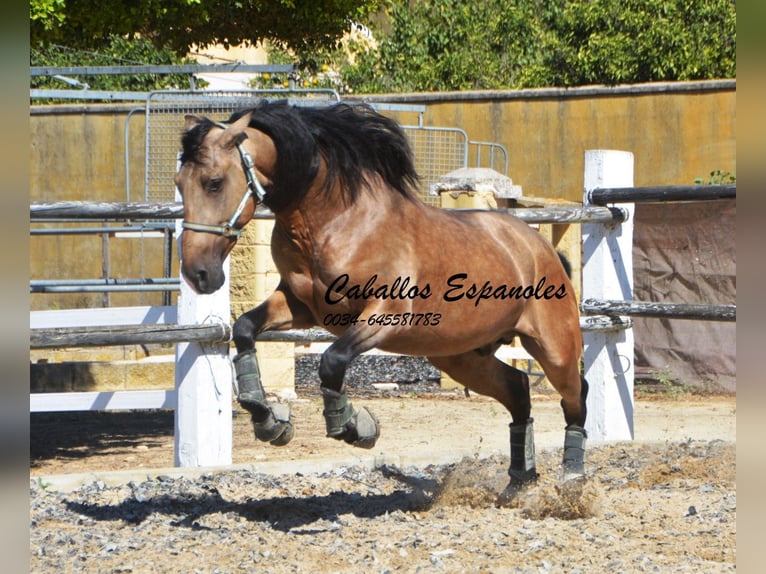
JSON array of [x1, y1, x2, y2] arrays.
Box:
[[30, 0, 384, 60], [31, 0, 736, 94], [338, 0, 736, 93]]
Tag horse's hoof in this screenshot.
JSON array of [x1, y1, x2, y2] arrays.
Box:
[[508, 467, 539, 485], [253, 403, 294, 446], [561, 463, 586, 483], [562, 426, 587, 481], [497, 474, 536, 507], [346, 406, 380, 449]]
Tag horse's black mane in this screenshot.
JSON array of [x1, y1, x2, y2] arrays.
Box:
[[181, 100, 420, 213]]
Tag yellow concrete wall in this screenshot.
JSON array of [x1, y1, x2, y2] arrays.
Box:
[[29, 108, 175, 311], [29, 83, 735, 393], [379, 84, 736, 202], [31, 85, 735, 310]]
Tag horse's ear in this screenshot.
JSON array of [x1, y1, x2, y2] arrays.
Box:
[[184, 115, 203, 131], [219, 112, 253, 149]]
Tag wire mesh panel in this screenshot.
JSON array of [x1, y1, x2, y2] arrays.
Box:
[[401, 126, 469, 206], [144, 93, 502, 208], [144, 90, 339, 202]]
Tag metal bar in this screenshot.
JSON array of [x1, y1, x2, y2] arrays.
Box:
[[101, 232, 110, 307], [581, 299, 736, 321], [31, 284, 180, 293], [163, 227, 174, 307], [31, 64, 295, 76], [30, 323, 231, 349], [30, 90, 152, 101], [125, 107, 145, 202], [588, 184, 735, 205], [30, 225, 172, 235], [31, 278, 179, 286]]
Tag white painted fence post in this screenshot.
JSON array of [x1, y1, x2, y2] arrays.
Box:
[[582, 150, 635, 442], [174, 192, 233, 467]]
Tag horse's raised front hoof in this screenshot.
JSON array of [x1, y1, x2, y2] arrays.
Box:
[[332, 406, 380, 449], [327, 406, 381, 449], [252, 402, 294, 447], [322, 388, 380, 449], [348, 406, 380, 449]]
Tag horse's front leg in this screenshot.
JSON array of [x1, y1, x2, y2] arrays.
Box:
[[231, 281, 315, 446], [318, 323, 384, 449]]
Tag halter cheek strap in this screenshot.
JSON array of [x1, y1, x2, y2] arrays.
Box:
[[182, 125, 269, 238]]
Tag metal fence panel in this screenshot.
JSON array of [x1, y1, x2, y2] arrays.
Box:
[[144, 90, 340, 202], [143, 91, 507, 206]]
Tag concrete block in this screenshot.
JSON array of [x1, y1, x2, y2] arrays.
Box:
[[255, 244, 278, 273], [256, 341, 296, 360], [430, 167, 522, 199], [257, 356, 296, 399], [438, 189, 498, 210], [251, 219, 276, 245]]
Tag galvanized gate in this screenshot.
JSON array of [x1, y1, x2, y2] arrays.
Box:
[[141, 91, 508, 205], [143, 90, 341, 203]]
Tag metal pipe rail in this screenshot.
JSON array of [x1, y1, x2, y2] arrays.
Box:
[[31, 64, 296, 77], [31, 278, 180, 294], [587, 184, 735, 205], [30, 225, 172, 235]]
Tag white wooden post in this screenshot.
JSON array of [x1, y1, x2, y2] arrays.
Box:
[[582, 150, 635, 442], [174, 192, 233, 467]]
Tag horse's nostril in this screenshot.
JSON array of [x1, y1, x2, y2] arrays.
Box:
[[196, 269, 209, 290]]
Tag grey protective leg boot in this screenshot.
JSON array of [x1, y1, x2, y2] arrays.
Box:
[[508, 418, 539, 484], [233, 350, 294, 446], [562, 425, 587, 481], [321, 387, 380, 449]]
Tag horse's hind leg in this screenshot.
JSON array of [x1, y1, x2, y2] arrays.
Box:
[[428, 352, 538, 484], [231, 281, 315, 446], [520, 333, 589, 481]]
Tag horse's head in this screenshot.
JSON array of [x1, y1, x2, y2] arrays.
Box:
[[175, 112, 275, 294]]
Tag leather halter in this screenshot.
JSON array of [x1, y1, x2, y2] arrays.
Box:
[[182, 124, 268, 238]]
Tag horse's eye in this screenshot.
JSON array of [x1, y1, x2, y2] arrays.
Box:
[[207, 178, 224, 194]]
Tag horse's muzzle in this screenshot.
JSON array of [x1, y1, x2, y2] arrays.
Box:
[[182, 264, 226, 294]]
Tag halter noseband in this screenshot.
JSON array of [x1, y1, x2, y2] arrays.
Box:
[[182, 124, 269, 239]]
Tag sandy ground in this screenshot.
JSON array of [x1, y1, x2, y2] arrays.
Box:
[[30, 392, 736, 480], [30, 392, 736, 573]]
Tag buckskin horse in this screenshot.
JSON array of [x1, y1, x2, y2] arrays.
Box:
[[175, 100, 589, 486]]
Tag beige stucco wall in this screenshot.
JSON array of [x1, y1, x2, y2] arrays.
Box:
[[372, 82, 736, 201]]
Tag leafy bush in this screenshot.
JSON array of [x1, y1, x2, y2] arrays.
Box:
[[337, 0, 736, 93]]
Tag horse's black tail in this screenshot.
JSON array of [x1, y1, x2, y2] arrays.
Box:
[[557, 251, 572, 279]]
